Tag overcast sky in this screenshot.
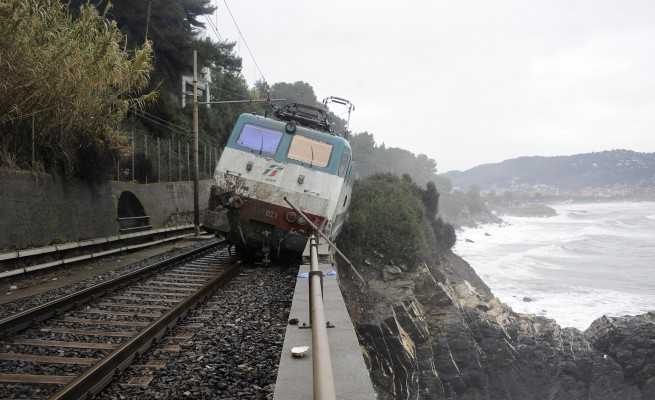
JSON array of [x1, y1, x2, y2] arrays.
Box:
[[210, 0, 655, 171]]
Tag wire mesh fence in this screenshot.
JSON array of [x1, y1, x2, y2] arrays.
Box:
[[115, 130, 220, 184]]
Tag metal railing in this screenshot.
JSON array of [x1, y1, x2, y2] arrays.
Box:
[[307, 235, 337, 400], [283, 197, 371, 399]]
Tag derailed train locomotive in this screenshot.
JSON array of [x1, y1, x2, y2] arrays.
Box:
[[204, 100, 354, 259]]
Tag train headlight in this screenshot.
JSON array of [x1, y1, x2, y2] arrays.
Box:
[[297, 216, 307, 225], [285, 211, 298, 223], [246, 161, 253, 172]]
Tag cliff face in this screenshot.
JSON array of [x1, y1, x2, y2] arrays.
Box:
[[339, 252, 655, 400]]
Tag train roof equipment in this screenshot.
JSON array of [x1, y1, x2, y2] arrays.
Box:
[[323, 96, 355, 136], [272, 103, 332, 133], [271, 96, 355, 139]]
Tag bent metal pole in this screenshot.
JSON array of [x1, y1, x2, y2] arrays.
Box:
[[309, 235, 337, 400], [283, 197, 366, 286]]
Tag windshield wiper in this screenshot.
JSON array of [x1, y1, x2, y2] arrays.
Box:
[[259, 135, 264, 156], [310, 146, 314, 168]]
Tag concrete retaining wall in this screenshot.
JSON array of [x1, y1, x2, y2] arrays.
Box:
[[0, 168, 213, 250], [111, 180, 212, 228]]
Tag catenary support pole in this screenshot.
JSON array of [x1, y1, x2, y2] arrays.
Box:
[[31, 115, 35, 165], [157, 137, 161, 182], [192, 50, 200, 235], [131, 129, 135, 182], [144, 134, 148, 184]]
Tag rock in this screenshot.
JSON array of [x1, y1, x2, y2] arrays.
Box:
[[522, 296, 533, 302], [585, 313, 655, 393], [465, 239, 474, 243], [340, 250, 655, 400], [382, 265, 403, 281], [484, 232, 491, 236]]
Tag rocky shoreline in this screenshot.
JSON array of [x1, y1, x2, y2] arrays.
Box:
[[339, 250, 655, 400]]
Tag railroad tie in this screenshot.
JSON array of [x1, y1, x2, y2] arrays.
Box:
[[40, 327, 136, 338], [0, 373, 74, 385], [0, 353, 100, 366], [12, 339, 117, 350], [58, 317, 151, 327]]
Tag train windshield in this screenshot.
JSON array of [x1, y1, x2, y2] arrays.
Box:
[[236, 124, 282, 156], [287, 135, 333, 168]]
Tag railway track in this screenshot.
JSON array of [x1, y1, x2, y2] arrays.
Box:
[[0, 240, 241, 400], [0, 225, 199, 280]]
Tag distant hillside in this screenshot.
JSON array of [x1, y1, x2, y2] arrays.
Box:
[[446, 150, 655, 192]]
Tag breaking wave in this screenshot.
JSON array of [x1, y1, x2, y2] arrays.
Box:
[[454, 202, 655, 330]]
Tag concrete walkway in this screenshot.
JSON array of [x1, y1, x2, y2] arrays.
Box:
[[274, 240, 376, 400]]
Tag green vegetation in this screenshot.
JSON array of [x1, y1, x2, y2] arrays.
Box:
[[0, 0, 256, 180], [340, 174, 455, 270], [437, 186, 496, 227], [348, 131, 497, 226], [68, 0, 253, 150], [350, 132, 452, 193], [0, 0, 154, 180]]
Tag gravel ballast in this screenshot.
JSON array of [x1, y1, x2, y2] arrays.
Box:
[[98, 263, 298, 400]]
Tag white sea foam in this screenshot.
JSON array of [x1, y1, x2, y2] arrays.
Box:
[[455, 202, 655, 330]]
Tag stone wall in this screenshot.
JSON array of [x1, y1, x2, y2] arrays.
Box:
[[0, 168, 213, 250]]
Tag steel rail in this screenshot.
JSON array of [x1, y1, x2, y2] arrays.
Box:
[[49, 256, 241, 400], [308, 235, 337, 400], [0, 240, 223, 337], [0, 224, 199, 279]]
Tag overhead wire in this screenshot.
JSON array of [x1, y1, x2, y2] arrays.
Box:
[[131, 1, 268, 149], [131, 108, 226, 147], [203, 14, 222, 41], [136, 109, 190, 133], [221, 0, 268, 84], [131, 110, 187, 136]]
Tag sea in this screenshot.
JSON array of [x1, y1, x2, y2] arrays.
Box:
[[454, 202, 655, 330]]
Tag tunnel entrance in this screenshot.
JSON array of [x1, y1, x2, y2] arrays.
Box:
[[117, 191, 151, 233]]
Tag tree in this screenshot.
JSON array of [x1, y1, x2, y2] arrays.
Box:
[[67, 0, 247, 147], [0, 0, 154, 179], [348, 131, 452, 192], [423, 181, 439, 217]]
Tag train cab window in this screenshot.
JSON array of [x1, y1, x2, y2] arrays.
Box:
[[236, 124, 282, 156], [338, 150, 351, 177], [287, 135, 332, 168]]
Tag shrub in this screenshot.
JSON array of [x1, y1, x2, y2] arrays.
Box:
[[340, 174, 429, 268], [340, 174, 457, 270]]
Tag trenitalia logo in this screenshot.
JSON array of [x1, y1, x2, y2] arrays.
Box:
[[263, 164, 284, 177]]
